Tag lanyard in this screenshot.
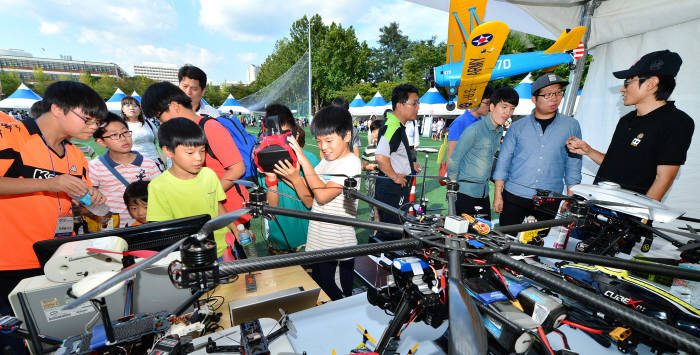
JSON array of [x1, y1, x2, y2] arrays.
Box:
[[39, 133, 69, 214]]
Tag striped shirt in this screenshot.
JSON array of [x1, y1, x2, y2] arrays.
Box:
[[306, 153, 361, 251], [88, 152, 160, 227]]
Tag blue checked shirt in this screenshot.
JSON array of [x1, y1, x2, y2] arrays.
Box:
[[447, 116, 503, 198], [493, 111, 582, 198]]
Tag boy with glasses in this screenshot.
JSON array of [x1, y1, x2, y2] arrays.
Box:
[[493, 74, 582, 226], [566, 50, 693, 201], [0, 81, 108, 354], [89, 113, 161, 227]]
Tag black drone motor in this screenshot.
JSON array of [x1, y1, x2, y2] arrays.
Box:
[[168, 237, 219, 290], [367, 256, 447, 330]]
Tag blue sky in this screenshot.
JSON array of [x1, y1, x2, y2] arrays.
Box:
[[0, 0, 553, 85]]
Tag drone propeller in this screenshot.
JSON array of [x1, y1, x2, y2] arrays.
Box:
[[654, 227, 700, 242], [63, 208, 250, 309], [447, 278, 487, 355]]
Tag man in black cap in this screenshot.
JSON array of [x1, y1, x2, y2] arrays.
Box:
[[567, 50, 694, 201], [493, 73, 582, 225]]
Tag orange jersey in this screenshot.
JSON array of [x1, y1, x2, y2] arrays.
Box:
[[0, 111, 16, 123], [0, 119, 90, 270]]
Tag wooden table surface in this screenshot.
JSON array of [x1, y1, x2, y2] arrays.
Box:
[[208, 265, 330, 328]]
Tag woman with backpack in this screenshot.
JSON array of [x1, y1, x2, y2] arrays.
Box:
[[121, 96, 166, 171]]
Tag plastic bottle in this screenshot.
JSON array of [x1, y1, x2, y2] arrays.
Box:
[[236, 224, 258, 259], [70, 191, 110, 216]]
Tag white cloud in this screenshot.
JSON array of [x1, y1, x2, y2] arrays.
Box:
[[38, 19, 64, 35], [198, 0, 373, 43], [237, 52, 257, 62]]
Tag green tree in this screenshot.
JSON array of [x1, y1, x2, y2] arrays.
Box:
[[31, 67, 53, 95], [371, 22, 411, 82], [0, 71, 21, 98], [402, 38, 446, 93], [332, 81, 376, 104], [93, 74, 117, 100], [253, 14, 370, 112], [79, 71, 96, 88], [130, 76, 157, 96]]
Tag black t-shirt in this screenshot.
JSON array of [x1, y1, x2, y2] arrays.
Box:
[[534, 115, 554, 132], [595, 102, 694, 194]]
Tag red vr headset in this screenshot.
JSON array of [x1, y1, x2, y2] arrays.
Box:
[[253, 115, 298, 173]]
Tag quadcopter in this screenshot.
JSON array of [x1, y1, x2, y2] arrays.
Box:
[[25, 175, 698, 355]]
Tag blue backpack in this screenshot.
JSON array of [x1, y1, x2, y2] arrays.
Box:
[[198, 115, 258, 180]]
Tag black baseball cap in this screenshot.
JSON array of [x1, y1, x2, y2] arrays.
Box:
[[531, 74, 568, 96], [613, 50, 682, 79]]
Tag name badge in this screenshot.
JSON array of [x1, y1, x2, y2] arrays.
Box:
[[54, 216, 74, 237]]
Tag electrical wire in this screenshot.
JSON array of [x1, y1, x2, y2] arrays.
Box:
[[537, 326, 556, 355], [551, 329, 570, 349], [561, 319, 603, 334]]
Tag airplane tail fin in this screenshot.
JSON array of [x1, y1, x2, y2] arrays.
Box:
[[543, 26, 586, 54]]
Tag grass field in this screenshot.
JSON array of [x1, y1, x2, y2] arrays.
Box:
[[73, 125, 497, 256]]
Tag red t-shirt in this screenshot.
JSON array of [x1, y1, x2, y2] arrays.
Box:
[[195, 116, 251, 223]]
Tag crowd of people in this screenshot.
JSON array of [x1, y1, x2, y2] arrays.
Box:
[[0, 50, 695, 354]]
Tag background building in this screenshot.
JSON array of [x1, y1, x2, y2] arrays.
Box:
[[0, 49, 127, 83], [246, 64, 259, 85], [133, 62, 179, 84]]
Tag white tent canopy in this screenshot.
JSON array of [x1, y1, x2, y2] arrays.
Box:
[[0, 83, 42, 110], [348, 93, 367, 116], [218, 94, 250, 114], [105, 88, 126, 113], [130, 90, 141, 103], [364, 92, 389, 116]]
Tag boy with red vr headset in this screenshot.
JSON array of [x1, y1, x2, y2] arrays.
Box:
[[260, 104, 319, 253]]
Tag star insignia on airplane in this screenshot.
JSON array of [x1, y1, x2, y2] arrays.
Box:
[[471, 33, 493, 46]]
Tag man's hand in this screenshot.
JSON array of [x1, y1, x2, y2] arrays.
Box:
[[392, 174, 407, 187], [413, 162, 421, 174], [566, 136, 591, 155], [493, 194, 503, 213], [560, 200, 571, 213], [46, 174, 88, 197]]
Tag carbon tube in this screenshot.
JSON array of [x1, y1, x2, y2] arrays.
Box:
[[218, 239, 420, 276], [494, 217, 574, 235], [346, 189, 406, 219], [262, 205, 404, 235], [488, 252, 700, 354], [507, 243, 700, 282]]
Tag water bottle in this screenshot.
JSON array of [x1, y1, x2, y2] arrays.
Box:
[[70, 191, 110, 216], [236, 224, 258, 258]]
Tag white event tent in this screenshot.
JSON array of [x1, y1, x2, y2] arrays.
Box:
[[0, 83, 42, 110], [105, 88, 126, 113], [218, 94, 250, 114], [130, 90, 141, 103], [348, 94, 367, 116], [364, 92, 389, 116]]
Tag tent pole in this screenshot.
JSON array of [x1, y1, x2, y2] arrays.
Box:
[[308, 17, 312, 123], [563, 0, 600, 117]]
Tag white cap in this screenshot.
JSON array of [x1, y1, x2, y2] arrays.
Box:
[[237, 224, 245, 231]]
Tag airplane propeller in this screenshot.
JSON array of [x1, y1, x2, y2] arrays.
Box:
[[63, 208, 250, 309]]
